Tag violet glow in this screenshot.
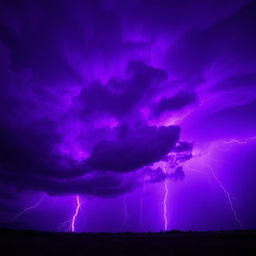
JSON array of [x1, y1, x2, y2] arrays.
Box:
[[0, 0, 256, 232], [139, 183, 145, 228], [121, 196, 128, 230], [163, 163, 169, 231]]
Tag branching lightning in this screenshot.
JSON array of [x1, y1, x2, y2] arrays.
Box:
[[207, 164, 243, 229], [194, 144, 243, 228], [168, 108, 196, 126], [191, 135, 256, 229], [166, 96, 213, 126], [223, 136, 256, 145], [14, 195, 44, 220], [58, 219, 72, 232], [215, 135, 255, 228]]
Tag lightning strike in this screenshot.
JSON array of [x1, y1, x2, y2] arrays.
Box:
[[71, 195, 81, 232], [223, 136, 256, 145], [168, 108, 197, 126], [166, 97, 213, 126], [162, 162, 169, 231], [207, 164, 243, 229], [58, 219, 72, 232], [14, 196, 44, 220]]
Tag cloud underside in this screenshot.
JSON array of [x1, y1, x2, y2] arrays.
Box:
[[0, 0, 256, 198]]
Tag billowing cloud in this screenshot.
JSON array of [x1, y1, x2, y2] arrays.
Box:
[[154, 91, 196, 116], [0, 39, 188, 197], [87, 125, 180, 172], [74, 61, 167, 119], [0, 0, 256, 231]]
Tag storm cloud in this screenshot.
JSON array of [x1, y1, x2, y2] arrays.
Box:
[[0, 0, 256, 232]]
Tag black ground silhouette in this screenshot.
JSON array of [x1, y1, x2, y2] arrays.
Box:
[[0, 229, 256, 255]]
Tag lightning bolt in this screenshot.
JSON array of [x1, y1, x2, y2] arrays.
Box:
[[58, 219, 72, 232], [59, 196, 85, 232], [223, 136, 256, 145], [166, 96, 214, 126], [168, 108, 197, 126], [206, 164, 243, 229], [71, 195, 81, 232], [193, 134, 256, 214], [14, 195, 44, 220], [193, 141, 246, 230], [162, 163, 168, 231], [208, 135, 255, 228]]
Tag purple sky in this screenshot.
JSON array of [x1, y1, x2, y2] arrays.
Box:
[[1, 0, 256, 232]]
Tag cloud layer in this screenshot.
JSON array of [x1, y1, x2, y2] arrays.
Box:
[[1, 0, 256, 231]]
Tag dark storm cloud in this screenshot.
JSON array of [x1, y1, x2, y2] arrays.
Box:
[[0, 0, 123, 85], [0, 47, 182, 196], [144, 165, 186, 183], [0, 0, 253, 202], [87, 125, 180, 172], [74, 61, 167, 118], [145, 167, 167, 183], [165, 0, 256, 79], [0, 169, 138, 198], [0, 0, 256, 232], [169, 166, 185, 181], [0, 119, 87, 179], [213, 73, 256, 91], [154, 91, 196, 116], [174, 141, 193, 153]]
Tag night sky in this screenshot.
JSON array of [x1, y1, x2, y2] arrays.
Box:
[[0, 0, 256, 233]]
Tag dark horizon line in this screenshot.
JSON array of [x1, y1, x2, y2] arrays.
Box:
[[1, 228, 256, 235]]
